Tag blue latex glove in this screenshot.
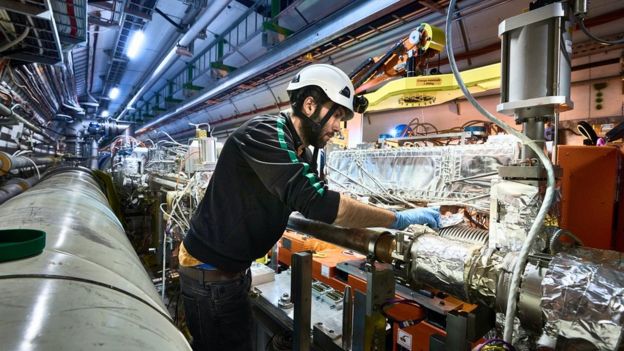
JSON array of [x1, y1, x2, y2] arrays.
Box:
[[390, 207, 441, 230]]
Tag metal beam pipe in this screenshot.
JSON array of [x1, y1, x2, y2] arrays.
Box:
[[150, 174, 187, 190], [0, 102, 50, 139], [0, 140, 56, 155], [287, 213, 395, 263], [0, 167, 191, 350]]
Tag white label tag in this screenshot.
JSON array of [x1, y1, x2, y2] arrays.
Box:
[[397, 329, 412, 350], [321, 265, 330, 278]]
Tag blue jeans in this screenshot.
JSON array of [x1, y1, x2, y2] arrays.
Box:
[[180, 269, 252, 351]]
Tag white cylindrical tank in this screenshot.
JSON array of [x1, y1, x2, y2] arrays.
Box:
[[0, 167, 191, 351]]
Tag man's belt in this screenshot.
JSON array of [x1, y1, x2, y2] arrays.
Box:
[[179, 265, 246, 282]]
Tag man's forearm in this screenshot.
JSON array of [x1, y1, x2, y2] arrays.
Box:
[[333, 194, 396, 228]]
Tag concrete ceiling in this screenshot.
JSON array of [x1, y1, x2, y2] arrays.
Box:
[[77, 0, 624, 143]]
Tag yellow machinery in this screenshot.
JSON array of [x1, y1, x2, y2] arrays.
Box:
[[363, 63, 501, 112]]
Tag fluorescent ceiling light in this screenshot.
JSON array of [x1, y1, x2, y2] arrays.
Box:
[[101, 110, 110, 118], [126, 30, 145, 59], [108, 87, 120, 100]]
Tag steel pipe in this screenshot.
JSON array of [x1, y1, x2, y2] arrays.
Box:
[[0, 102, 52, 140], [0, 151, 56, 175], [0, 175, 39, 205], [0, 167, 191, 350], [287, 213, 395, 263], [150, 174, 188, 190]]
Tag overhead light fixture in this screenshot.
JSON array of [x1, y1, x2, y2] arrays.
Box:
[[126, 30, 145, 59], [101, 110, 110, 118], [108, 87, 120, 100]]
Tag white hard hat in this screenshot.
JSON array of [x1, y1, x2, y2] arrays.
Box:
[[287, 64, 355, 117]]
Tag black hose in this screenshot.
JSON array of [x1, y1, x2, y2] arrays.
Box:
[[267, 330, 292, 351], [578, 18, 624, 45]]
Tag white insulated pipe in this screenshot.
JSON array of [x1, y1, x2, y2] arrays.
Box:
[[0, 167, 191, 350], [0, 151, 56, 175]]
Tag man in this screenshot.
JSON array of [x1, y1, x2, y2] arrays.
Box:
[[178, 64, 440, 351]]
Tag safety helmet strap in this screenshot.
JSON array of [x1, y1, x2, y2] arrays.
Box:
[[318, 103, 340, 129]]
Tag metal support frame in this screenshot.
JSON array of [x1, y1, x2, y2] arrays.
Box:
[[342, 285, 353, 350], [313, 326, 343, 351], [0, 2, 48, 17], [349, 263, 396, 351], [292, 252, 312, 350], [364, 263, 395, 351], [445, 311, 472, 351], [385, 131, 475, 145], [0, 0, 65, 64], [352, 290, 367, 351]]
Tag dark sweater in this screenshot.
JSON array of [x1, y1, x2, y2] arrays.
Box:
[[184, 113, 341, 272]]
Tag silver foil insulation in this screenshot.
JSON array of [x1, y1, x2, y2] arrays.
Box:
[[540, 248, 624, 350]]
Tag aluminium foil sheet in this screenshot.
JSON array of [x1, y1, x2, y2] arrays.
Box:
[[488, 180, 546, 252], [466, 248, 507, 306], [409, 233, 481, 300], [327, 141, 517, 209], [541, 248, 624, 350]]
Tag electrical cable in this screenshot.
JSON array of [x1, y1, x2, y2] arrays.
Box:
[[0, 27, 30, 53], [159, 203, 185, 231], [578, 18, 624, 45], [161, 227, 167, 301], [327, 164, 398, 205], [548, 227, 583, 254], [268, 330, 293, 351], [159, 131, 184, 146], [354, 160, 418, 208], [444, 0, 556, 343], [22, 156, 41, 179]]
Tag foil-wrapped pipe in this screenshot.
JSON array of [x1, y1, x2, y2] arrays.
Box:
[[287, 213, 395, 263], [407, 231, 512, 308], [408, 233, 482, 300], [540, 248, 624, 350], [0, 167, 191, 350]]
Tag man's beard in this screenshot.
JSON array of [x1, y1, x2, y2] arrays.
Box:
[[300, 109, 325, 148]]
